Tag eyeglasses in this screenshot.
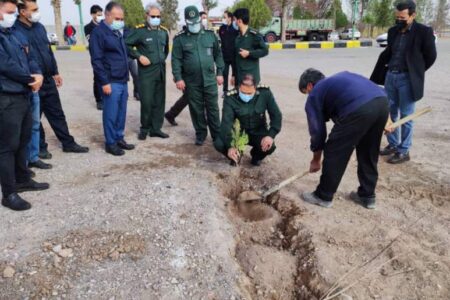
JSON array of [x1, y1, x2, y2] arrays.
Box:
[[149, 15, 161, 19]]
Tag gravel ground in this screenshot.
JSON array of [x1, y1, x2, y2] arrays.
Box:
[[1, 40, 449, 299]]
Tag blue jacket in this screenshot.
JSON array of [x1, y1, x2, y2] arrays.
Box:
[[14, 20, 59, 77], [306, 71, 387, 152], [89, 21, 129, 86], [0, 28, 34, 94]]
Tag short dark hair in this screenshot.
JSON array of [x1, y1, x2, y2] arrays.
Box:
[[0, 0, 18, 5], [90, 4, 103, 15], [199, 11, 206, 17], [105, 1, 123, 13], [17, 0, 35, 11], [225, 11, 233, 18], [234, 8, 249, 25], [396, 0, 416, 15], [298, 68, 325, 92], [241, 74, 256, 86]]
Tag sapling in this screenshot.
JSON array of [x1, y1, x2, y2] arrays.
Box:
[[230, 119, 249, 165]]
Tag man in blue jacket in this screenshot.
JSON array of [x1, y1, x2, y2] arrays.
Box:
[[14, 0, 89, 161], [299, 69, 389, 209], [1, 0, 49, 211], [89, 1, 134, 156]]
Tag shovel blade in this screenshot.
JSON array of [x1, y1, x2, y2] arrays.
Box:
[[237, 190, 262, 203]]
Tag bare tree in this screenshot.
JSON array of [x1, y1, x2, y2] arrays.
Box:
[[51, 0, 64, 45], [434, 0, 449, 33], [201, 0, 218, 15]]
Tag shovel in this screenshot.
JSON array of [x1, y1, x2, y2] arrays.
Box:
[[237, 170, 310, 203], [386, 106, 432, 131]]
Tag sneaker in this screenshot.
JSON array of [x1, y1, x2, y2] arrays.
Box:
[[387, 152, 410, 164], [2, 193, 31, 211], [149, 131, 169, 139], [301, 192, 333, 208], [380, 145, 397, 156], [29, 159, 52, 170], [165, 113, 178, 126], [16, 179, 50, 193], [63, 143, 89, 153], [38, 149, 52, 160], [117, 140, 135, 150], [105, 144, 125, 156], [349, 191, 376, 209]]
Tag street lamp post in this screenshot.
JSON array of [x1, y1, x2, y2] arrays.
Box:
[[351, 0, 359, 40], [76, 1, 86, 44]]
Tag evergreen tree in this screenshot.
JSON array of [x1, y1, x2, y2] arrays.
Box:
[[116, 0, 145, 28], [158, 0, 179, 30], [232, 0, 272, 29]]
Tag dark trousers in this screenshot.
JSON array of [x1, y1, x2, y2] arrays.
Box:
[[139, 74, 165, 133], [165, 93, 188, 119], [39, 78, 75, 151], [315, 97, 389, 202], [214, 133, 276, 162], [223, 61, 233, 93], [93, 73, 102, 103], [0, 93, 32, 198]]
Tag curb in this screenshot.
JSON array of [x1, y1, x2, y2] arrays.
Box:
[[268, 40, 373, 50]]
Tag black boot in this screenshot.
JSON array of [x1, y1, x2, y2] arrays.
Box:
[[2, 193, 31, 211], [16, 179, 50, 193]]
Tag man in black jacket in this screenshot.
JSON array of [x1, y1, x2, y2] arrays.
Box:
[[219, 10, 238, 93], [370, 0, 436, 164]]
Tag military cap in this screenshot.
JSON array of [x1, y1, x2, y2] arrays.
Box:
[[184, 6, 200, 24]]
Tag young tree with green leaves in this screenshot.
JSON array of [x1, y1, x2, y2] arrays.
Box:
[[158, 0, 179, 30], [232, 0, 272, 29], [116, 0, 145, 28]]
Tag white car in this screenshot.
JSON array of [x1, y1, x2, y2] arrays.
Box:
[[47, 33, 59, 45], [376, 31, 437, 47], [340, 28, 361, 40], [328, 31, 339, 41]]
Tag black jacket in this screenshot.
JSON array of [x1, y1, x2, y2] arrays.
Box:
[[370, 21, 437, 101], [84, 21, 98, 41], [0, 28, 34, 94], [218, 24, 238, 62]]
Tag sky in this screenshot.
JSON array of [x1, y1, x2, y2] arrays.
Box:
[[39, 0, 235, 26]]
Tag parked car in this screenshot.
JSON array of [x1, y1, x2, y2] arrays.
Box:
[[328, 31, 340, 41], [376, 30, 437, 47], [340, 28, 361, 40], [47, 33, 59, 45]]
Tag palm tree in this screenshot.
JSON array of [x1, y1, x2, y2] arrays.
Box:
[[51, 0, 64, 45]]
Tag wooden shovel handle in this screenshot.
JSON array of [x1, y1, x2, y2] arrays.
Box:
[[388, 107, 432, 130], [262, 170, 310, 198]]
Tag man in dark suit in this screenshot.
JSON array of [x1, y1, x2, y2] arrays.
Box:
[[370, 0, 437, 164]]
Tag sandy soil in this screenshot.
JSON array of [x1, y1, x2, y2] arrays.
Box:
[[1, 40, 449, 299]]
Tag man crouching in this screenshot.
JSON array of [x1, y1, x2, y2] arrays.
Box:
[[299, 69, 389, 209], [214, 74, 282, 166]]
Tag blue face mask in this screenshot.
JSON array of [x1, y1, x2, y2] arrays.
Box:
[[148, 17, 161, 27], [188, 23, 201, 34], [232, 21, 238, 30], [110, 20, 125, 31], [239, 92, 255, 103]]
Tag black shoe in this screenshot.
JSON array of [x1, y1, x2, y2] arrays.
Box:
[[380, 145, 397, 156], [105, 144, 125, 156], [96, 101, 103, 110], [2, 193, 31, 211], [63, 143, 89, 153], [195, 138, 205, 146], [29, 159, 53, 170], [38, 149, 52, 160], [117, 140, 135, 150], [138, 130, 147, 140], [150, 131, 169, 139], [387, 152, 410, 164], [16, 179, 50, 193], [251, 157, 262, 166], [349, 191, 376, 209], [165, 113, 178, 126]]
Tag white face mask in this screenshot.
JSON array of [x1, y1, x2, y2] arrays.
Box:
[[29, 11, 41, 23], [201, 18, 207, 28], [0, 12, 17, 29], [222, 18, 228, 25], [96, 15, 104, 23]]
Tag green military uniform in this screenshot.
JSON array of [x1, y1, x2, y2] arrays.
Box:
[[214, 85, 282, 162], [171, 6, 225, 143], [234, 28, 269, 85], [125, 23, 169, 135]]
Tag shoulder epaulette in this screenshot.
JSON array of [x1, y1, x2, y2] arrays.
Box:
[[226, 89, 238, 97], [135, 24, 145, 29], [249, 28, 259, 35], [175, 30, 185, 37], [257, 84, 269, 89]]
